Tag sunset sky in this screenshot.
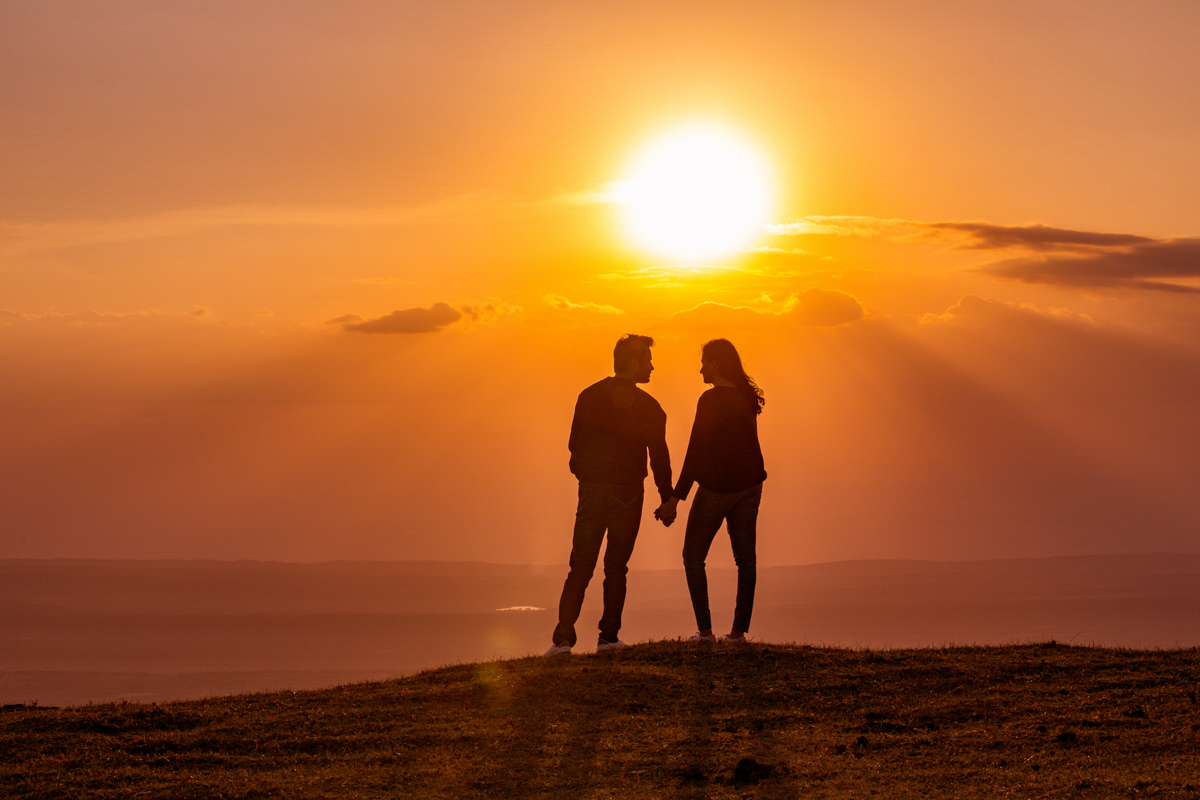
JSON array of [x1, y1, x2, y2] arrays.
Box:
[[3, 1, 1199, 569]]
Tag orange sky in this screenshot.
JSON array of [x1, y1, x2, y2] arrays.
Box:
[[3, 1, 1200, 567]]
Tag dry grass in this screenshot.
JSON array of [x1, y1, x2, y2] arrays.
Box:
[[4, 640, 1200, 798]]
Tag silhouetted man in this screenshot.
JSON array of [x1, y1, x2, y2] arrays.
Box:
[[545, 334, 675, 655]]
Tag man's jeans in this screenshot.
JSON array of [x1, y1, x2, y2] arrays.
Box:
[[552, 483, 644, 646], [682, 482, 763, 633]]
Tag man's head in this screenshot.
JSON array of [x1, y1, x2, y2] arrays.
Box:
[[613, 334, 654, 384]]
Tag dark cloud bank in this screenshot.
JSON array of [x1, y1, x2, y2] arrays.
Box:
[[980, 238, 1200, 294], [925, 222, 1154, 252], [774, 216, 1200, 294], [930, 223, 1200, 294]]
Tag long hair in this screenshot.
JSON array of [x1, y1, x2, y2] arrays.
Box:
[[702, 338, 764, 415]]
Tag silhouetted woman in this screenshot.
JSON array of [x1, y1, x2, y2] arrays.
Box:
[[659, 338, 766, 642]]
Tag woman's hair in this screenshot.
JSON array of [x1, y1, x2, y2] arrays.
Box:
[[702, 338, 765, 415]]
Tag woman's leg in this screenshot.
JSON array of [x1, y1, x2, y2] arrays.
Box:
[[726, 484, 763, 634], [682, 487, 727, 633]]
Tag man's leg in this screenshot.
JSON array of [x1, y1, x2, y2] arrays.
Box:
[[597, 485, 644, 643], [682, 487, 729, 633], [552, 484, 607, 647], [726, 484, 763, 634]]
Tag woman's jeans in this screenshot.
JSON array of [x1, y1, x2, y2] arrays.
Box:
[[682, 483, 763, 633]]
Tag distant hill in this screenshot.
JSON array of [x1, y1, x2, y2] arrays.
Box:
[[4, 640, 1199, 798], [3, 554, 1200, 706]]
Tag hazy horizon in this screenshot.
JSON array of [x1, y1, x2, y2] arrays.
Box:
[[6, 550, 1200, 567], [6, 553, 1200, 706]]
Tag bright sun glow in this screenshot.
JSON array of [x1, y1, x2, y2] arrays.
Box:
[[614, 124, 774, 262]]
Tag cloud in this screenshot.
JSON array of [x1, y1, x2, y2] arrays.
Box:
[[337, 303, 462, 334], [669, 302, 767, 330], [326, 314, 364, 325], [767, 216, 1155, 251], [458, 300, 522, 323], [767, 214, 1200, 293], [542, 294, 624, 315], [785, 289, 866, 326], [598, 264, 764, 287], [669, 290, 864, 330], [764, 216, 911, 237], [922, 295, 1096, 326], [738, 246, 813, 274], [745, 245, 811, 256], [921, 222, 1154, 252], [335, 299, 520, 334], [978, 238, 1200, 293]]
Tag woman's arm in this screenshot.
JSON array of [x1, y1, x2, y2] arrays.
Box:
[[672, 392, 716, 500]]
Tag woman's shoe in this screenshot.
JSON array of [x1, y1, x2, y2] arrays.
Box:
[[687, 632, 716, 642], [721, 633, 750, 644]]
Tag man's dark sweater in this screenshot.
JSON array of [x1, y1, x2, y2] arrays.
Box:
[[673, 386, 767, 499], [568, 376, 673, 503]]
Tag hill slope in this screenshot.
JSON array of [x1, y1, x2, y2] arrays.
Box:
[[4, 641, 1200, 798]]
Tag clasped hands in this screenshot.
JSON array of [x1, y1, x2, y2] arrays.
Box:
[[653, 496, 681, 527]]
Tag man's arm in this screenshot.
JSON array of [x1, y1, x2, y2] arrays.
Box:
[[647, 406, 673, 505], [567, 391, 589, 476]]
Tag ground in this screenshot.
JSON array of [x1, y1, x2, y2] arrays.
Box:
[[4, 640, 1200, 798]]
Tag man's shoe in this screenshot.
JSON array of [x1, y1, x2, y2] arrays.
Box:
[[687, 632, 716, 642], [721, 634, 749, 644], [596, 638, 627, 651], [543, 642, 573, 656]]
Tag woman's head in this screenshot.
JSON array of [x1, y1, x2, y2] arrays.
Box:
[[700, 338, 765, 414]]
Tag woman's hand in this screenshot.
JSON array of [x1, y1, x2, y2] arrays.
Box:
[[654, 496, 681, 527]]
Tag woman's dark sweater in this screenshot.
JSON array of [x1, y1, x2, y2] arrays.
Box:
[[672, 386, 766, 500]]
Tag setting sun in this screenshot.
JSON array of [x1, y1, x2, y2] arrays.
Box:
[[613, 123, 774, 262]]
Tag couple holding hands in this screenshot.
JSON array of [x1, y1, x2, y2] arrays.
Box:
[[546, 334, 767, 656]]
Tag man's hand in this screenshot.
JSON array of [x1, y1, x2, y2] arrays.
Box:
[[654, 497, 680, 527]]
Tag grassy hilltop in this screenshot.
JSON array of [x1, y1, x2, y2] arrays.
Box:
[[4, 640, 1200, 798]]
